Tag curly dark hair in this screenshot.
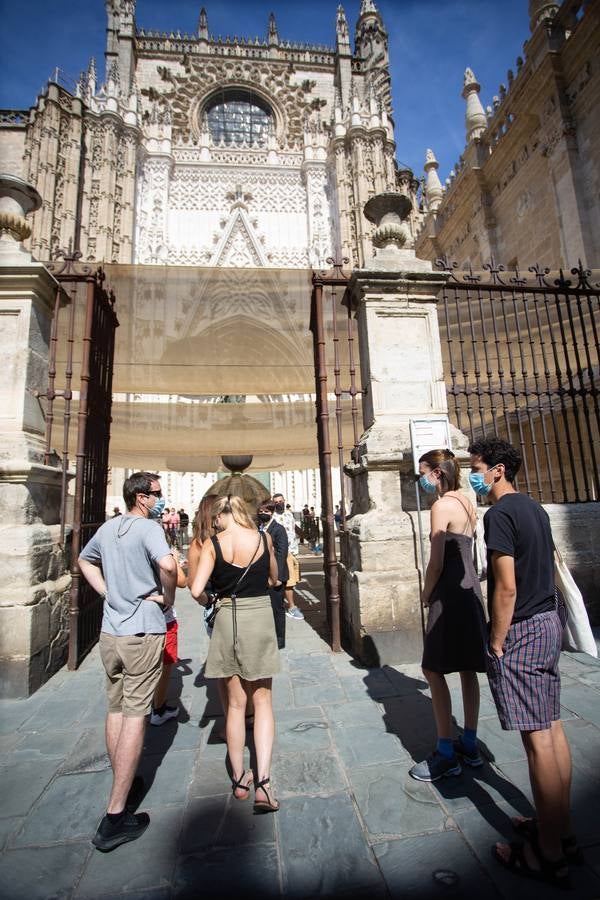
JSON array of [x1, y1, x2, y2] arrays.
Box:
[[467, 438, 522, 483]]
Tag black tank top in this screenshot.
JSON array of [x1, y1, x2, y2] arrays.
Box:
[[211, 533, 270, 597]]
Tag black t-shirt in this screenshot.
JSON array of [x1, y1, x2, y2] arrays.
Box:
[[179, 513, 189, 528], [484, 492, 555, 623]]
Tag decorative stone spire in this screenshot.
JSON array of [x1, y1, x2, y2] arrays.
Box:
[[197, 7, 208, 40], [528, 0, 560, 32], [88, 57, 97, 97], [336, 5, 351, 54], [355, 0, 387, 65], [267, 12, 279, 46], [462, 68, 487, 142], [424, 149, 443, 213]]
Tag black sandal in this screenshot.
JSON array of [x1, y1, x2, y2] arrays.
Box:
[[231, 769, 253, 801], [492, 839, 571, 889], [512, 816, 584, 865], [253, 777, 280, 814]]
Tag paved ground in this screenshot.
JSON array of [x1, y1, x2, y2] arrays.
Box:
[[1, 552, 600, 900]]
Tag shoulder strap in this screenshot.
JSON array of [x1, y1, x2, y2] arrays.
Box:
[[446, 494, 476, 532], [261, 531, 268, 554], [211, 535, 223, 559], [223, 534, 262, 598]]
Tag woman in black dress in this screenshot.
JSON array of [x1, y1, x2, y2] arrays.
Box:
[[409, 449, 487, 783]]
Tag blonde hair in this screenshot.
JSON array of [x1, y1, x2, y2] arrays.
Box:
[[212, 495, 256, 530], [419, 448, 461, 492]]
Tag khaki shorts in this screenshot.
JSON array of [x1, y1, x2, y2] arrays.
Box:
[[286, 553, 300, 588], [99, 632, 165, 717]]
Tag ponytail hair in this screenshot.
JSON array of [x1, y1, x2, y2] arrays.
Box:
[[418, 448, 460, 492], [212, 494, 257, 530]]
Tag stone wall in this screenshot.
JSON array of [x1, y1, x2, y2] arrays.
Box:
[[416, 1, 600, 270]]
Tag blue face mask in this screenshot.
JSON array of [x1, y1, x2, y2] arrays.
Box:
[[419, 473, 438, 494], [468, 467, 496, 497], [148, 496, 166, 519]]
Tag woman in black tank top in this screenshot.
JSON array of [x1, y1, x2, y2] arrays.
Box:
[[191, 495, 282, 813], [409, 449, 487, 785]]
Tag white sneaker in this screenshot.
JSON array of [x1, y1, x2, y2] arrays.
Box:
[[150, 705, 178, 726]]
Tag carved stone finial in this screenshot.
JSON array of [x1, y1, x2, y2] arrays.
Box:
[[359, 0, 378, 14], [364, 192, 412, 251], [424, 149, 443, 213], [0, 173, 42, 261], [462, 67, 487, 142], [268, 11, 279, 45], [336, 4, 349, 38], [198, 7, 208, 39], [528, 0, 559, 33]]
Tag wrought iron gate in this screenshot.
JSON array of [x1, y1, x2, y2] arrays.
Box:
[[310, 261, 360, 651], [45, 251, 118, 668], [438, 258, 600, 503]]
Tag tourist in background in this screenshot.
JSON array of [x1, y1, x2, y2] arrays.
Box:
[[273, 492, 304, 621], [409, 449, 486, 784], [191, 496, 281, 813], [150, 547, 187, 726], [257, 499, 288, 649]]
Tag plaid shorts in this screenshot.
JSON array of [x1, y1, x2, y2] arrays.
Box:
[[486, 609, 562, 731]]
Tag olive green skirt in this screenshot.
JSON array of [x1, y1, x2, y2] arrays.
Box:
[[204, 594, 281, 681]]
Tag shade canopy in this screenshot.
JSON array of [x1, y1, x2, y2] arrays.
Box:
[[51, 265, 362, 472]]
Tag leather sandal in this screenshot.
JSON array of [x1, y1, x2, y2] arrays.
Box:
[[512, 816, 584, 865], [253, 777, 280, 814], [231, 769, 253, 801], [492, 838, 571, 890]]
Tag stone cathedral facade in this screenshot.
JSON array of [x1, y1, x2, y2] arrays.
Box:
[[0, 0, 425, 511], [6, 0, 419, 271]]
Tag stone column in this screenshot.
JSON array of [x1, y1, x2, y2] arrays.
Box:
[[339, 192, 468, 665], [0, 173, 70, 698]]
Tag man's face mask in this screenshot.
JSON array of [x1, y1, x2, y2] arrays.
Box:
[[468, 465, 498, 497], [274, 502, 285, 514], [147, 495, 165, 518], [257, 510, 271, 523]]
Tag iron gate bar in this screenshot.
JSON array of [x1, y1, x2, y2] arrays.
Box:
[[310, 275, 339, 649], [310, 260, 352, 652], [437, 257, 600, 504], [67, 279, 95, 669], [45, 251, 118, 668]]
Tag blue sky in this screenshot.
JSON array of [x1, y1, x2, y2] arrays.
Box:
[[0, 0, 530, 180]]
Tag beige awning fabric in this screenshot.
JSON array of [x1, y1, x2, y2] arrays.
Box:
[[50, 265, 362, 472]]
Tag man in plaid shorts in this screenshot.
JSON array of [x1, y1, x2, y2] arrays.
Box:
[[469, 438, 576, 889]]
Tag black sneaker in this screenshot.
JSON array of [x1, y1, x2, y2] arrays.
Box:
[[92, 811, 150, 851], [453, 738, 484, 767]]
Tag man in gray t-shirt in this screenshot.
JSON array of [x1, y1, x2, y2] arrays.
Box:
[[79, 471, 177, 852]]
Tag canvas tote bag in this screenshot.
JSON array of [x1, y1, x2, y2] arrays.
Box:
[[554, 549, 598, 657]]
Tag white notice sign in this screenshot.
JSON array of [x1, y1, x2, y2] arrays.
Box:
[[409, 417, 452, 475]]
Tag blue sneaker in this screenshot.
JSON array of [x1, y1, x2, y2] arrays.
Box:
[[453, 738, 484, 767], [409, 751, 462, 782], [286, 606, 304, 620]]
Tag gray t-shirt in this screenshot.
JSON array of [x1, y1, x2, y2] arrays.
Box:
[[80, 514, 171, 636]]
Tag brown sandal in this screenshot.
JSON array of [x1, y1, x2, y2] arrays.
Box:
[[231, 769, 253, 801], [253, 777, 280, 814]]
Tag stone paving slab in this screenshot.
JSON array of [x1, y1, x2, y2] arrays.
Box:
[[373, 830, 497, 898], [0, 587, 599, 899]]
